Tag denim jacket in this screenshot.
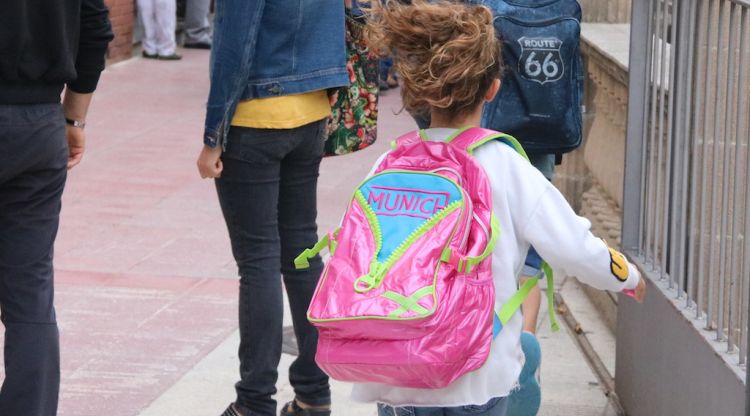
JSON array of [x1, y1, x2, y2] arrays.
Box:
[[203, 0, 349, 148]]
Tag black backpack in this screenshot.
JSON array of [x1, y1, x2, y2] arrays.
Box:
[[479, 0, 584, 155]]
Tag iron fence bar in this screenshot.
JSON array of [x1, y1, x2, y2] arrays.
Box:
[[707, 0, 728, 329], [739, 6, 750, 369], [671, 0, 695, 299], [646, 0, 666, 267], [720, 1, 733, 333], [654, 0, 672, 278], [717, 1, 740, 344], [727, 1, 746, 354], [680, 0, 699, 308], [688, 0, 710, 316], [662, 0, 680, 290], [732, 2, 746, 354], [625, 0, 658, 254], [697, 0, 719, 320], [745, 49, 750, 404], [640, 0, 658, 256], [659, 0, 680, 289]]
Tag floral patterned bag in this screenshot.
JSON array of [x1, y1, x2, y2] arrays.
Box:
[[325, 10, 379, 156]]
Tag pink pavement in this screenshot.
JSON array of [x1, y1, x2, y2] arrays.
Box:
[[0, 49, 415, 416]]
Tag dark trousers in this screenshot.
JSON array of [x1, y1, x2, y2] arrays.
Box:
[[0, 104, 67, 415], [215, 120, 331, 416]]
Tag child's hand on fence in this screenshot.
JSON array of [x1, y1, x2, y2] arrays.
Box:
[[623, 270, 646, 303], [633, 277, 646, 303]]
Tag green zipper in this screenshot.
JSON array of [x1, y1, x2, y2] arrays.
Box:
[[352, 170, 467, 293], [353, 198, 463, 293]]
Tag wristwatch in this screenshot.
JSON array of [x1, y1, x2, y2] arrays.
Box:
[[65, 118, 86, 130]]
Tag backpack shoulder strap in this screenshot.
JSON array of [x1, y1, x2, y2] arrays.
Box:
[[493, 262, 560, 338], [447, 127, 530, 161], [389, 130, 427, 150]]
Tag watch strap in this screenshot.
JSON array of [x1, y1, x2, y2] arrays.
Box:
[[65, 118, 86, 129]]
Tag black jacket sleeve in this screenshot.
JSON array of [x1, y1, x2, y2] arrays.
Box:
[[67, 0, 114, 93]]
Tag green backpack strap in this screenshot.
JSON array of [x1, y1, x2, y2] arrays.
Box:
[[294, 228, 340, 269], [541, 262, 560, 332], [495, 261, 559, 335]]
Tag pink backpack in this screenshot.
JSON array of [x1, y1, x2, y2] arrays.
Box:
[[295, 127, 550, 389]]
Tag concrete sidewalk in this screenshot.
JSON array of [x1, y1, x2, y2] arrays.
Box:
[[1, 50, 619, 416]]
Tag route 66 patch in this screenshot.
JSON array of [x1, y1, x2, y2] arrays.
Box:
[[518, 36, 565, 85]]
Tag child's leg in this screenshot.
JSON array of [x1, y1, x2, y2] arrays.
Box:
[[520, 245, 544, 334], [507, 248, 544, 416], [521, 283, 541, 334], [519, 152, 555, 334]]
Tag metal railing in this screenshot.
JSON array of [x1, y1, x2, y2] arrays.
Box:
[[623, 0, 750, 382]]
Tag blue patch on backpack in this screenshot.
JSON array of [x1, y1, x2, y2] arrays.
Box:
[[359, 172, 463, 262]]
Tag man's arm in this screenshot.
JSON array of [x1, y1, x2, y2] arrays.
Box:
[[64, 0, 113, 170], [62, 91, 93, 169], [69, 0, 113, 94]]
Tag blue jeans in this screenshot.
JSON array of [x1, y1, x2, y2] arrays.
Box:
[[0, 104, 67, 416], [215, 119, 330, 416], [377, 397, 508, 416], [380, 56, 394, 81]]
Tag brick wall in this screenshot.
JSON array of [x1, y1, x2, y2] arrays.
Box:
[[105, 0, 135, 62]]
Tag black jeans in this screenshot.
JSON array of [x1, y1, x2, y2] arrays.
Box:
[[216, 120, 330, 416], [0, 104, 67, 416]]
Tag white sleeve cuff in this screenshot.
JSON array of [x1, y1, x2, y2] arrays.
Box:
[[624, 264, 641, 290]]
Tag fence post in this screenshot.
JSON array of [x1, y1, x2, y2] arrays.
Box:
[[622, 0, 650, 253]]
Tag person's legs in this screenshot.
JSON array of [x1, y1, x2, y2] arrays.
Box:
[[0, 104, 67, 416], [507, 331, 542, 416], [153, 0, 177, 55], [519, 152, 555, 333], [277, 120, 330, 410], [184, 0, 212, 45], [508, 152, 555, 416], [216, 127, 302, 416], [520, 248, 543, 335], [137, 0, 158, 55]]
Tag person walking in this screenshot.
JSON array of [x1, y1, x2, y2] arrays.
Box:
[[0, 1, 113, 414], [336, 2, 645, 414], [195, 1, 349, 415], [183, 0, 212, 49], [137, 0, 182, 59]]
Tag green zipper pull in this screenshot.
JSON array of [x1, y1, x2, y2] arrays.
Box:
[[354, 261, 389, 293]]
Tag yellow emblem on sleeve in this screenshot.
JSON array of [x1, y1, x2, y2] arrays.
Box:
[[608, 247, 629, 282]]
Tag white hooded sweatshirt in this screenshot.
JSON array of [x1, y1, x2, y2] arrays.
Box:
[[351, 128, 640, 407]]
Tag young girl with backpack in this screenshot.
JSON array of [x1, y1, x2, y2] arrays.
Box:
[[294, 1, 645, 415]]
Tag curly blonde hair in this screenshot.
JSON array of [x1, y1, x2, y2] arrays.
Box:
[[366, 0, 503, 121]]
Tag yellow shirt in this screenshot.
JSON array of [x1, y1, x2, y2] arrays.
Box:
[[231, 90, 331, 129]]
